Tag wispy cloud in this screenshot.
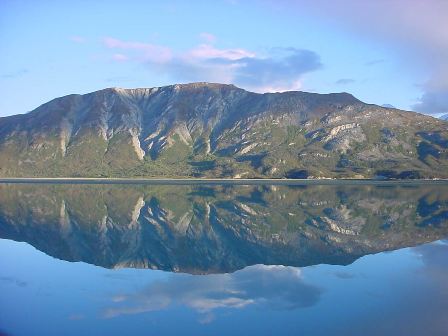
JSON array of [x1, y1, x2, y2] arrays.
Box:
[[103, 37, 173, 63], [111, 53, 129, 62], [102, 37, 321, 92], [335, 78, 355, 85], [187, 43, 255, 60], [365, 59, 384, 66], [199, 32, 217, 43]]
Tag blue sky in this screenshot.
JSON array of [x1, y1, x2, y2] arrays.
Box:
[[1, 0, 447, 117]]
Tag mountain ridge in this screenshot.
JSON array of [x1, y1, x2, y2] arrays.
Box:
[[0, 82, 447, 178]]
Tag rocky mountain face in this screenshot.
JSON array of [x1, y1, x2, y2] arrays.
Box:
[[0, 183, 447, 273], [0, 83, 447, 178]]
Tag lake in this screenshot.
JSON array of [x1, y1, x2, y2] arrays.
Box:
[[0, 182, 447, 335]]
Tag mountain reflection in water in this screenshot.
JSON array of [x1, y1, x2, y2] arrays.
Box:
[[0, 183, 447, 273]]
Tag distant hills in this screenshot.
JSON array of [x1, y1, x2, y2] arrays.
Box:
[[381, 104, 395, 108], [0, 82, 447, 178]]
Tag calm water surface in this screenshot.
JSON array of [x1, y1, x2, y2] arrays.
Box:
[[0, 183, 447, 335]]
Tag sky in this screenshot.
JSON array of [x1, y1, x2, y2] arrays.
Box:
[[0, 0, 447, 118]]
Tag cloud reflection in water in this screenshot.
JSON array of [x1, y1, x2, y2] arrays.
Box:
[[103, 265, 322, 321]]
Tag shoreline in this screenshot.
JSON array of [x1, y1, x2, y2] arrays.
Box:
[[0, 177, 448, 185]]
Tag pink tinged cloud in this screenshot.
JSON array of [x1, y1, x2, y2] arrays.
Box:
[[199, 32, 217, 43], [103, 37, 172, 63], [255, 79, 303, 94], [101, 37, 320, 93], [111, 53, 129, 62], [188, 43, 255, 61]]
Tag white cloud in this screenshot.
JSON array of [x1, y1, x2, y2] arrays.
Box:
[[102, 265, 321, 321], [111, 53, 129, 62], [102, 37, 321, 93], [187, 43, 255, 61]]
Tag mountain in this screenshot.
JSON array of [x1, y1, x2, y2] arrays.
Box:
[[381, 104, 395, 108], [441, 114, 448, 121], [0, 82, 447, 178], [0, 183, 447, 273]]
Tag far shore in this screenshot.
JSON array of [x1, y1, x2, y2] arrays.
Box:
[[0, 177, 447, 185]]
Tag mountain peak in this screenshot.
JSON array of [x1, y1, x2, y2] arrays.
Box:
[[172, 82, 238, 90], [92, 83, 242, 99], [0, 83, 447, 179], [77, 83, 362, 101]]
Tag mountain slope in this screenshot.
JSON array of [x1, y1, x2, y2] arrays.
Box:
[[0, 83, 447, 178]]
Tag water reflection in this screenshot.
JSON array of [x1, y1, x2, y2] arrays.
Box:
[[0, 183, 447, 273], [103, 265, 321, 320], [337, 240, 448, 336], [0, 181, 448, 336], [1, 238, 448, 336]]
